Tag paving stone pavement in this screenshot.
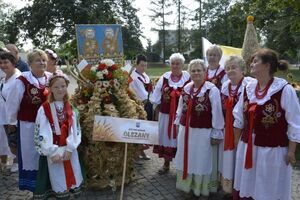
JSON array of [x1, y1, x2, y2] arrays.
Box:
[[1, 148, 300, 200]]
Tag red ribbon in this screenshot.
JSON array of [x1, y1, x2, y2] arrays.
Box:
[[224, 96, 235, 150], [245, 103, 257, 169], [168, 90, 181, 139], [182, 98, 193, 179]]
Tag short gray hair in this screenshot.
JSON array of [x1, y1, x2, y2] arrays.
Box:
[[225, 56, 246, 72], [206, 45, 222, 59], [188, 59, 206, 72], [169, 53, 185, 65]]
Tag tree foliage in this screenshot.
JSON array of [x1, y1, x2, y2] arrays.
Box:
[[149, 0, 172, 63], [189, 0, 300, 62], [7, 0, 142, 59], [0, 0, 18, 44]]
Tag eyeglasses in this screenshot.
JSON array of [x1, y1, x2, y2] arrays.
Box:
[[45, 49, 58, 59]]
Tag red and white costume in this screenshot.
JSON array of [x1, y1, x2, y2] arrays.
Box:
[[174, 81, 224, 196], [6, 71, 51, 191], [35, 101, 83, 193], [150, 71, 190, 160], [233, 77, 300, 200], [219, 77, 253, 193], [206, 66, 227, 90]]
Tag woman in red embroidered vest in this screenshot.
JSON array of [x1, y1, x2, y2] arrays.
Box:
[[174, 59, 224, 199], [6, 49, 51, 192], [34, 71, 83, 199], [150, 53, 190, 174], [233, 48, 300, 200], [129, 54, 153, 160], [206, 45, 228, 192], [220, 56, 253, 197]]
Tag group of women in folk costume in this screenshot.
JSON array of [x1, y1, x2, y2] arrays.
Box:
[[2, 49, 83, 199], [152, 47, 299, 200]]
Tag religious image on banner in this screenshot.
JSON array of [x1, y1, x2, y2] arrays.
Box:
[[75, 24, 124, 65]]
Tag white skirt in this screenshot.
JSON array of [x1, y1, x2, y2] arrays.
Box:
[[175, 125, 212, 175], [47, 149, 83, 192], [221, 142, 236, 180], [234, 134, 292, 200], [20, 121, 39, 170], [158, 112, 177, 148], [0, 125, 14, 157]]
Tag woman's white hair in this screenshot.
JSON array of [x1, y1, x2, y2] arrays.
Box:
[[169, 53, 185, 65], [188, 59, 207, 72], [225, 56, 246, 72], [206, 45, 223, 59]]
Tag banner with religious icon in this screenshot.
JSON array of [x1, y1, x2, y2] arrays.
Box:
[[93, 116, 159, 145], [75, 24, 124, 65]]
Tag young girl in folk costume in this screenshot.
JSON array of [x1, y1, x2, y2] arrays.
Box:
[[6, 49, 51, 191], [150, 53, 190, 174], [233, 49, 300, 200], [220, 56, 253, 197], [34, 71, 83, 199], [174, 59, 224, 199], [0, 52, 21, 171], [205, 45, 227, 192]]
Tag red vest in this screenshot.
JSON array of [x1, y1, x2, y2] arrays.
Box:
[[17, 76, 48, 122], [241, 87, 289, 147], [179, 89, 212, 128], [160, 77, 190, 114], [206, 69, 226, 89]]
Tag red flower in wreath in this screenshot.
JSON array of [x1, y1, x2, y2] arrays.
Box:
[[109, 64, 118, 71], [105, 71, 113, 79], [98, 63, 107, 71], [109, 80, 115, 86], [103, 95, 112, 104]]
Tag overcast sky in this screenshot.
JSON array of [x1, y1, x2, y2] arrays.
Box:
[[4, 0, 198, 50]]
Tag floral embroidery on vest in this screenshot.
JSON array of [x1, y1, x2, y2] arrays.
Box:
[[261, 100, 281, 129]]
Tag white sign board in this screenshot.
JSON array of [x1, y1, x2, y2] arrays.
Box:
[[92, 116, 159, 145]]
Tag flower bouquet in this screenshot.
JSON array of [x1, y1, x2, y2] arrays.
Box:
[[70, 59, 147, 189]]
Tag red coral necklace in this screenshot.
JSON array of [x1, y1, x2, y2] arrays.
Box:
[[255, 78, 274, 99], [229, 77, 244, 97]]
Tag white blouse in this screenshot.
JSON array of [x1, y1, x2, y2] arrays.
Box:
[[129, 69, 152, 101], [0, 69, 21, 125]]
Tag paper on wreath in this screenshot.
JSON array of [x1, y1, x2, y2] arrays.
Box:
[[77, 59, 90, 72], [92, 116, 159, 145]]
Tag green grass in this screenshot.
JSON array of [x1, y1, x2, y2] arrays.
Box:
[[146, 66, 169, 77]]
